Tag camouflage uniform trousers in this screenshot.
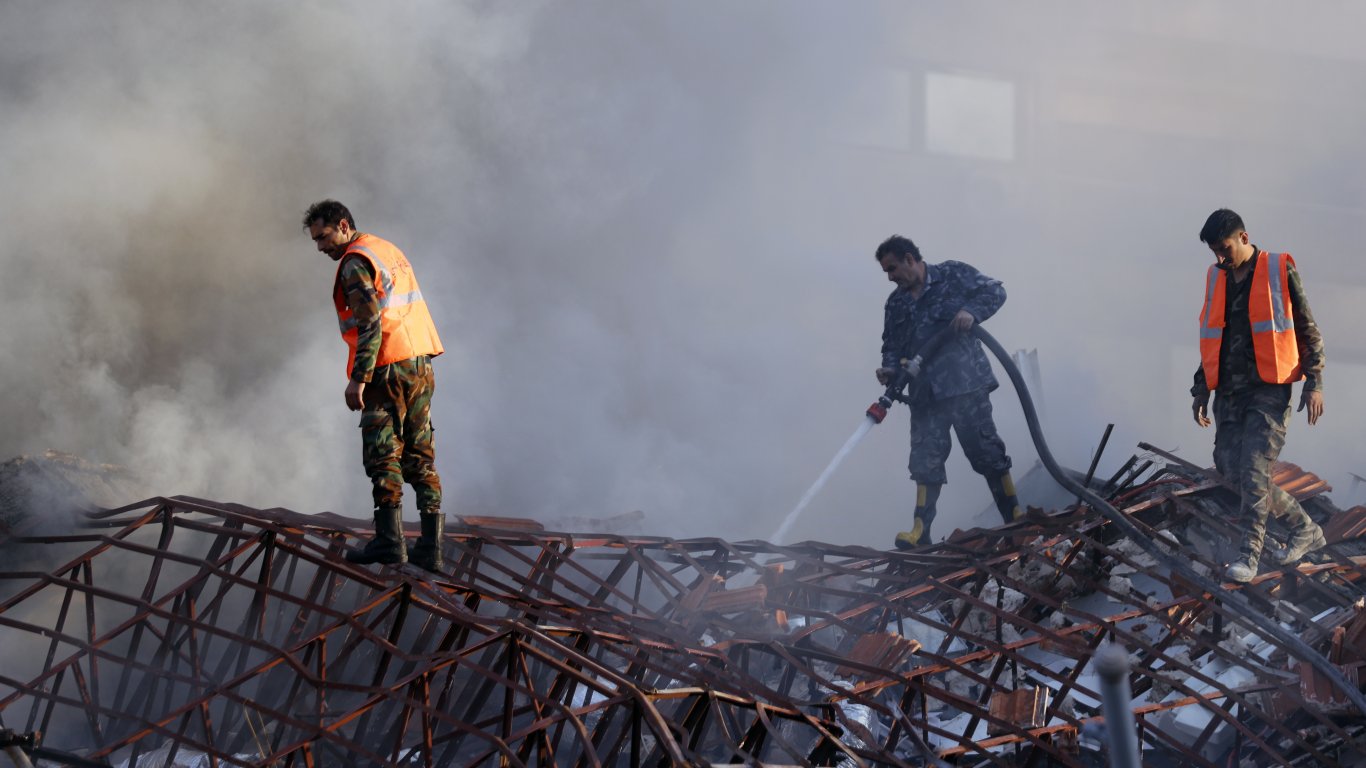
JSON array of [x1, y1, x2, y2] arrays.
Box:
[[1212, 384, 1311, 559], [359, 355, 442, 512], [908, 388, 1012, 485]]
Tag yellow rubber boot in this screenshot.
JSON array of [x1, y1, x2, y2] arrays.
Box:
[[895, 519, 925, 550], [894, 483, 940, 549], [987, 472, 1022, 524]]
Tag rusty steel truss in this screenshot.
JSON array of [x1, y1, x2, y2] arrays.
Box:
[[0, 448, 1364, 766]]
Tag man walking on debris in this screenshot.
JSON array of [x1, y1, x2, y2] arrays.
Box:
[[1192, 209, 1327, 582], [303, 200, 446, 572], [875, 235, 1021, 549]]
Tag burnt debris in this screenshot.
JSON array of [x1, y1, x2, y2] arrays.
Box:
[[0, 446, 1364, 766]]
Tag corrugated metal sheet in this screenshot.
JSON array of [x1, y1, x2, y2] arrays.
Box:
[[1324, 505, 1366, 544], [1299, 662, 1363, 713], [1271, 460, 1333, 500], [988, 687, 1050, 736], [834, 632, 921, 681]]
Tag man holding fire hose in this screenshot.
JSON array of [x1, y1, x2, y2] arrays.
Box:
[[874, 235, 1021, 549]]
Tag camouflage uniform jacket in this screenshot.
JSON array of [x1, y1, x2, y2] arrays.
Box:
[[1190, 250, 1324, 398], [337, 255, 383, 383], [881, 260, 1007, 404]]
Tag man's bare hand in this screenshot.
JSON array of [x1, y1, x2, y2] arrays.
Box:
[[951, 309, 975, 334], [345, 380, 366, 411], [1298, 389, 1324, 425], [1192, 395, 1211, 428], [876, 368, 893, 385]]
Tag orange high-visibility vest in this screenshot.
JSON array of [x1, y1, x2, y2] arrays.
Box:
[[333, 233, 444, 378], [1198, 250, 1301, 390]]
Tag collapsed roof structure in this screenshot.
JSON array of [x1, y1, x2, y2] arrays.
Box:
[[0, 446, 1364, 766]]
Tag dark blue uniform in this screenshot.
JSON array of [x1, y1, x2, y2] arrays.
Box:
[[881, 261, 1012, 485]]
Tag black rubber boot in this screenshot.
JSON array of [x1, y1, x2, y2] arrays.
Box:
[[346, 506, 408, 565], [411, 510, 445, 573]]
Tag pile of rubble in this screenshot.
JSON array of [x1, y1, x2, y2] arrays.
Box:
[[0, 445, 1363, 766]]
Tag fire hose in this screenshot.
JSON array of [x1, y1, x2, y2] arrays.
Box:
[[0, 730, 111, 768], [874, 324, 1366, 716]]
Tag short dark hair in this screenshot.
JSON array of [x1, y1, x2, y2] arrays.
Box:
[[875, 235, 922, 263], [302, 199, 355, 230], [1199, 209, 1244, 244]]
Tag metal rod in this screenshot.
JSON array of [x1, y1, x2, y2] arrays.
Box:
[[1095, 643, 1140, 768], [1076, 423, 1115, 509]]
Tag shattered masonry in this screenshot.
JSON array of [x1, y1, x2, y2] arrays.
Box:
[[0, 446, 1365, 766]]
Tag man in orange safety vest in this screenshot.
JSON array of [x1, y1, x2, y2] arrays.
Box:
[[304, 200, 446, 572], [1192, 209, 1326, 582]]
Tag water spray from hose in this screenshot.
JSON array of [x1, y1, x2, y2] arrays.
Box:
[[771, 415, 878, 543], [771, 332, 955, 543]]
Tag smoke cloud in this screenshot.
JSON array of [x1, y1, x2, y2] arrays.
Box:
[[3, 1, 1365, 546]]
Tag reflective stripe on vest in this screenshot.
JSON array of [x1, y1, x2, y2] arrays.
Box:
[[1197, 250, 1301, 390], [345, 245, 396, 295], [1251, 264, 1292, 333], [333, 233, 444, 377], [1199, 267, 1223, 340], [336, 290, 426, 332]]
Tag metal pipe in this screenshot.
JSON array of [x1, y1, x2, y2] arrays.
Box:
[[1094, 642, 1141, 768]]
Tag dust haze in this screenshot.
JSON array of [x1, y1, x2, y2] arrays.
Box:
[[3, 1, 1365, 546]]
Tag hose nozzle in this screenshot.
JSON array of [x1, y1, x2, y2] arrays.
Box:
[[868, 326, 952, 424], [877, 355, 924, 410], [866, 397, 891, 424]]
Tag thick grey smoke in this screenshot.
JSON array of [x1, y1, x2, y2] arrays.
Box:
[[3, 2, 1364, 546]]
